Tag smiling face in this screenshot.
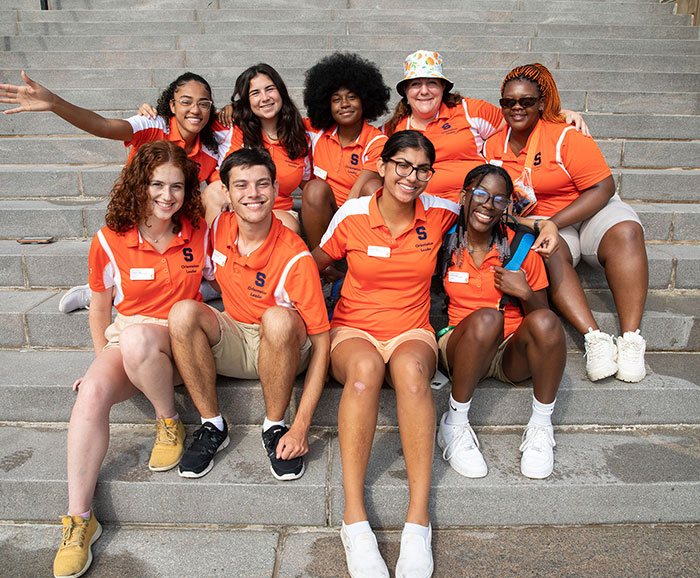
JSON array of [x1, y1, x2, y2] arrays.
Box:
[[225, 163, 278, 225], [146, 162, 186, 224], [501, 79, 543, 135], [404, 78, 445, 121], [247, 73, 283, 122], [377, 146, 431, 205], [462, 173, 509, 235], [168, 80, 212, 140], [330, 87, 363, 128]]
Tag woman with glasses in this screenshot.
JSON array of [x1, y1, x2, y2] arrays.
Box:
[[483, 63, 648, 384], [437, 164, 565, 482], [384, 50, 588, 203]]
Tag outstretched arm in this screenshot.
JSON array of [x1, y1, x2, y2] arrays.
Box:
[[0, 71, 134, 141]]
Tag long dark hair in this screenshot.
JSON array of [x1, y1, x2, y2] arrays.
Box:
[[231, 63, 308, 159]]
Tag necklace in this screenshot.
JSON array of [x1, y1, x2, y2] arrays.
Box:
[[139, 225, 171, 245], [463, 231, 491, 254], [263, 130, 279, 142]]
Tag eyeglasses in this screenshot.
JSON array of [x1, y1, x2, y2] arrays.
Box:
[[171, 98, 213, 111], [464, 187, 509, 211], [386, 158, 435, 182], [499, 96, 539, 109]]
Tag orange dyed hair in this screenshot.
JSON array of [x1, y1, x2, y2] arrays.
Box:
[[105, 140, 203, 234], [501, 63, 564, 124]]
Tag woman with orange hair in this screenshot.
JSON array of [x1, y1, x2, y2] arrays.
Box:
[[484, 63, 648, 383]]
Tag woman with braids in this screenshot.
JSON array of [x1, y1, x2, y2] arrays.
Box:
[[483, 63, 648, 383], [50, 141, 213, 578], [436, 164, 565, 482], [384, 50, 589, 203], [301, 52, 391, 250]]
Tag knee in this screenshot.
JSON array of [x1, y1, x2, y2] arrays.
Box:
[[260, 307, 303, 346], [525, 309, 564, 347], [460, 309, 504, 346], [74, 378, 116, 416], [347, 356, 385, 392], [603, 221, 645, 252], [302, 179, 333, 207], [119, 325, 155, 367], [168, 300, 205, 339], [400, 361, 433, 397]]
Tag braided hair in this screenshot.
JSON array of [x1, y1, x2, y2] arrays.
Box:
[[501, 63, 564, 124]]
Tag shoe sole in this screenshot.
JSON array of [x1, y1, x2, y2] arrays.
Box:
[[586, 362, 617, 382], [520, 462, 554, 479], [340, 527, 390, 578], [436, 431, 488, 479], [615, 368, 647, 383], [58, 285, 90, 314], [178, 435, 230, 478], [54, 521, 102, 578], [396, 563, 434, 578]]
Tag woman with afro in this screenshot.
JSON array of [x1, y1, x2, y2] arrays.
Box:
[[301, 52, 391, 251]]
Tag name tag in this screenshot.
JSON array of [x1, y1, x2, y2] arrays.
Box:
[[367, 245, 391, 258], [130, 268, 155, 281], [448, 271, 469, 284], [313, 166, 328, 180], [212, 250, 227, 266], [489, 159, 503, 167]]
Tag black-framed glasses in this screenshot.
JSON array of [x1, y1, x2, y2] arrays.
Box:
[[386, 158, 435, 182], [499, 96, 539, 109], [464, 187, 509, 211], [171, 98, 213, 111]]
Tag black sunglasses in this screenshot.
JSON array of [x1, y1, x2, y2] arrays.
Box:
[[499, 96, 539, 109]]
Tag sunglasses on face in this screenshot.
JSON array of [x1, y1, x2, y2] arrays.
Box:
[[464, 187, 509, 211], [499, 96, 539, 109]]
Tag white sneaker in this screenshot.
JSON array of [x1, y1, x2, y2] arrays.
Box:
[[340, 522, 389, 578], [583, 328, 617, 381], [395, 525, 433, 578], [58, 284, 92, 313], [519, 424, 555, 479], [437, 412, 487, 478], [616, 330, 647, 383]]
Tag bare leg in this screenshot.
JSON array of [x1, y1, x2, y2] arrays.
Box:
[[66, 348, 138, 514], [332, 338, 386, 524], [597, 221, 648, 334], [201, 181, 230, 226], [388, 340, 437, 527], [301, 179, 337, 250], [168, 300, 221, 418], [273, 209, 302, 235]]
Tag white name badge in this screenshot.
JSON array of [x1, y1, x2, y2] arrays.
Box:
[[367, 245, 391, 258], [489, 159, 503, 167], [448, 271, 469, 284], [313, 166, 328, 180], [130, 268, 155, 281], [212, 250, 227, 266]]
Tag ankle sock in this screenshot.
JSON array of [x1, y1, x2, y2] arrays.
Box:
[[67, 510, 90, 520], [402, 522, 431, 539], [343, 519, 372, 540], [263, 417, 285, 432], [445, 394, 471, 425], [529, 395, 555, 427], [202, 414, 224, 431]]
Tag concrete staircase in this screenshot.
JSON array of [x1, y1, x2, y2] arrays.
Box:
[[1, 0, 699, 575]]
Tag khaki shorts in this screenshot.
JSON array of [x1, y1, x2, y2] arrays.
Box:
[[273, 208, 300, 223], [330, 326, 438, 366], [536, 194, 642, 269], [209, 306, 312, 379], [438, 327, 515, 385]]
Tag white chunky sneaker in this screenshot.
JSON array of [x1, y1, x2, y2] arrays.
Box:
[[583, 328, 617, 381], [437, 412, 487, 478], [58, 284, 92, 313], [519, 424, 556, 479], [616, 330, 647, 383], [340, 522, 389, 578], [395, 525, 433, 578]]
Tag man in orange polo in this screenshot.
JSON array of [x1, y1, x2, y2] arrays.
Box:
[[168, 148, 330, 480]]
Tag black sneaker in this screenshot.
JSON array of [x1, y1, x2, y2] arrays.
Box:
[[261, 425, 305, 481], [178, 420, 230, 478]]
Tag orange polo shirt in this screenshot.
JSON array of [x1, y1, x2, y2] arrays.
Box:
[[319, 189, 459, 340], [483, 119, 612, 217], [307, 119, 387, 207], [387, 99, 503, 203], [125, 115, 221, 185], [88, 217, 213, 319], [218, 125, 311, 211], [210, 212, 329, 335], [444, 228, 549, 338]]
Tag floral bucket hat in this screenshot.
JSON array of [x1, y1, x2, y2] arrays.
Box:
[[396, 50, 454, 96]]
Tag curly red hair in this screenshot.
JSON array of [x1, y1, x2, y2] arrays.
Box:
[[105, 141, 203, 234], [501, 63, 564, 124]]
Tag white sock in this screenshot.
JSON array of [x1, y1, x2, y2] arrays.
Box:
[[402, 522, 431, 539], [528, 395, 555, 427], [263, 417, 285, 432], [343, 519, 372, 539], [202, 414, 225, 431], [67, 509, 91, 520], [445, 394, 471, 425]]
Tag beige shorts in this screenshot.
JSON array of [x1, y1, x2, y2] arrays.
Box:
[[209, 306, 312, 379], [330, 326, 438, 366], [273, 208, 300, 223], [438, 328, 515, 385], [536, 194, 642, 269]]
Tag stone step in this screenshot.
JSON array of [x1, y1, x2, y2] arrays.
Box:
[[616, 168, 700, 203], [0, 348, 698, 426], [0, 165, 120, 199], [0, 423, 697, 527]]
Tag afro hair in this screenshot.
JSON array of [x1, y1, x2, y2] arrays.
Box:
[[303, 52, 390, 130]]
